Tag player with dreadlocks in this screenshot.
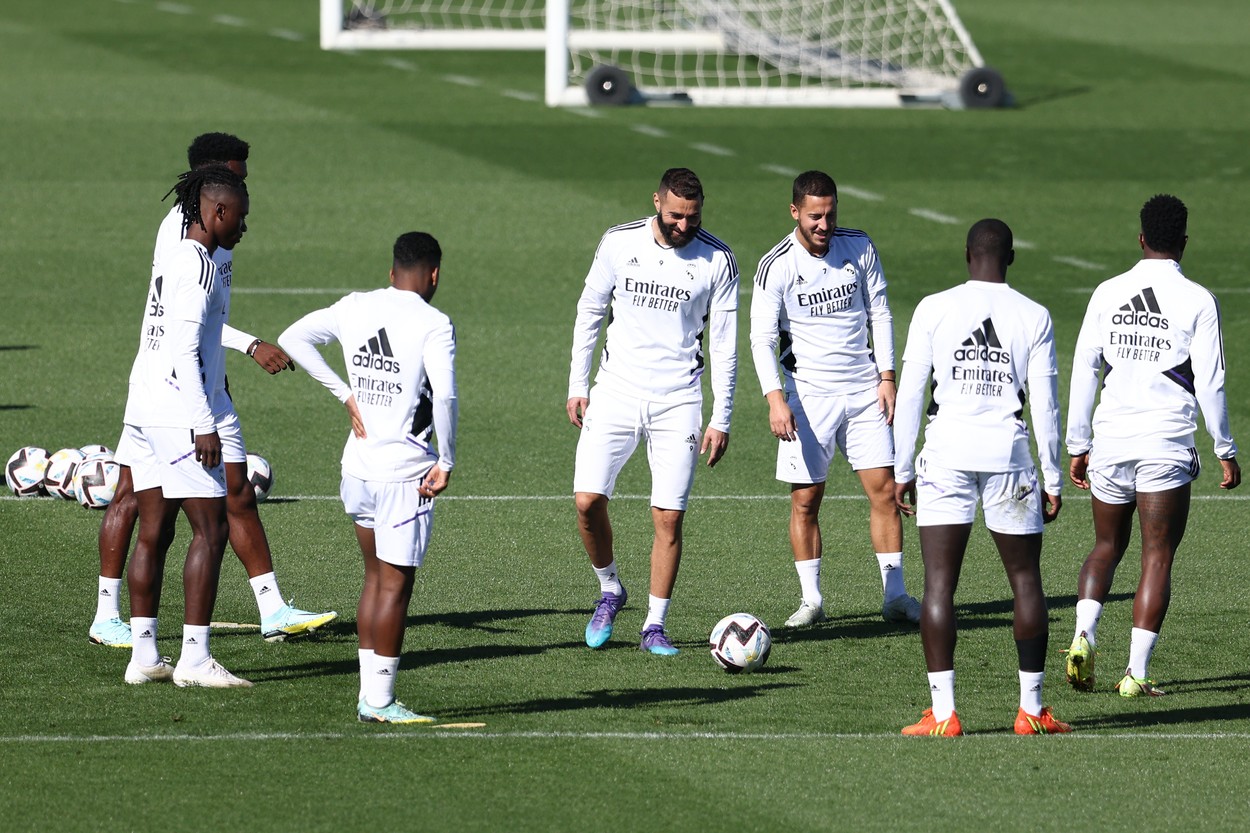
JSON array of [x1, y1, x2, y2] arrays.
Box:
[[114, 164, 255, 687], [1064, 194, 1240, 698], [89, 134, 336, 653]]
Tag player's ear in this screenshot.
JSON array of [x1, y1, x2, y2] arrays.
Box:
[[388, 267, 397, 286], [1007, 250, 1015, 267], [790, 203, 800, 221], [430, 266, 439, 287]]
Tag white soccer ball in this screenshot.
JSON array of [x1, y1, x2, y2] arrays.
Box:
[[709, 613, 772, 674], [6, 446, 50, 497], [246, 452, 273, 502], [79, 443, 114, 462], [75, 458, 121, 509], [44, 447, 87, 500]]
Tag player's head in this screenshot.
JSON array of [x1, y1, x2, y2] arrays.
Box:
[[653, 167, 703, 248], [1139, 194, 1187, 259], [965, 218, 1014, 280], [187, 132, 250, 179], [790, 170, 838, 255], [391, 231, 442, 301], [169, 165, 249, 250]]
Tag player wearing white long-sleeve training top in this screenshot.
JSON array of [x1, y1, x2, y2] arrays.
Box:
[[280, 231, 457, 725], [567, 167, 738, 656], [1064, 194, 1240, 699], [894, 219, 1069, 737], [749, 170, 918, 629]]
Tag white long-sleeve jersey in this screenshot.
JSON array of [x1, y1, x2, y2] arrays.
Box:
[[894, 280, 1062, 495], [568, 218, 739, 431], [750, 228, 894, 398], [279, 286, 458, 482], [1067, 258, 1236, 463]]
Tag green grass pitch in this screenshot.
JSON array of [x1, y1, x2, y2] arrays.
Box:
[[2, 1, 1250, 830]]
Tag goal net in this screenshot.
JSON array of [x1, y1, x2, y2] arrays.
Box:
[[320, 0, 996, 108]]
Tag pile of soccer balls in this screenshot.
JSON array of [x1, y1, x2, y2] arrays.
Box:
[[5, 446, 274, 507]]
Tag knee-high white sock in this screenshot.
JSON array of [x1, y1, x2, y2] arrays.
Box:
[[131, 617, 159, 666], [95, 577, 123, 622], [796, 558, 822, 607], [1128, 628, 1159, 679], [365, 654, 400, 709], [593, 560, 623, 595], [1019, 670, 1045, 715], [927, 670, 956, 721], [877, 552, 906, 601], [642, 595, 671, 630], [249, 571, 286, 620], [1074, 599, 1103, 646]]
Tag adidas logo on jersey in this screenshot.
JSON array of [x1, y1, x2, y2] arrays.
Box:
[[626, 257, 640, 267], [1112, 287, 1169, 329], [954, 317, 1010, 364], [354, 328, 402, 372], [685, 433, 698, 451]]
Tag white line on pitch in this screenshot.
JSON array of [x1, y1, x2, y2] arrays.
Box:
[[567, 109, 604, 119], [382, 58, 418, 72], [689, 143, 735, 157], [442, 74, 482, 87], [155, 3, 192, 14], [212, 15, 246, 27], [1052, 256, 1105, 271], [269, 29, 305, 42], [908, 208, 960, 225], [631, 125, 669, 138], [1015, 238, 1036, 249], [501, 90, 539, 102], [7, 493, 1248, 503], [840, 185, 884, 202], [760, 164, 799, 177]]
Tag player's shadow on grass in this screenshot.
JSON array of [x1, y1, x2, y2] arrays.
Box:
[[406, 607, 568, 635], [1066, 699, 1250, 732], [450, 682, 801, 718]]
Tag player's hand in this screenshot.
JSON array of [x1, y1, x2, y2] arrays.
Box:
[[251, 341, 295, 374], [1043, 491, 1062, 523], [194, 430, 222, 469], [567, 397, 589, 428], [345, 396, 367, 439], [701, 427, 729, 467], [894, 479, 916, 516], [1219, 457, 1241, 490], [1069, 453, 1090, 490], [878, 379, 897, 425], [419, 466, 451, 498], [765, 391, 797, 441]]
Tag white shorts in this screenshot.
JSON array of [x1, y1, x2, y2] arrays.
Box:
[[914, 453, 1043, 535], [1088, 447, 1199, 504], [341, 475, 435, 567], [115, 424, 227, 499], [573, 385, 701, 511], [215, 409, 247, 465], [776, 387, 894, 484]]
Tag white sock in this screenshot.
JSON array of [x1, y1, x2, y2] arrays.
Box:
[[95, 577, 122, 622], [927, 670, 956, 721], [365, 654, 400, 709], [877, 552, 906, 602], [795, 558, 822, 608], [1128, 627, 1159, 679], [180, 624, 211, 667], [131, 617, 159, 666], [358, 649, 375, 701], [1019, 670, 1045, 715], [593, 560, 624, 595], [1074, 599, 1103, 646], [249, 572, 286, 620], [642, 595, 670, 630]]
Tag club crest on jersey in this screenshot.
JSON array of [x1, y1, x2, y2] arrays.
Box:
[[1112, 287, 1169, 329], [354, 328, 402, 372]]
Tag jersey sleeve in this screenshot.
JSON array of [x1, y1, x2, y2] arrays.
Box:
[[706, 307, 737, 432], [278, 303, 352, 403], [1027, 310, 1062, 494], [424, 319, 459, 471], [861, 239, 895, 374], [164, 247, 215, 433], [748, 251, 786, 396], [894, 301, 934, 483], [567, 233, 616, 400], [1065, 293, 1104, 455], [1192, 293, 1238, 459], [221, 324, 258, 354]]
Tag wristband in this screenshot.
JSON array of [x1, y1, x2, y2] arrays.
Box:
[[246, 338, 263, 357]]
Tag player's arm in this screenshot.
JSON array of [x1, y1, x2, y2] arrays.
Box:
[[702, 257, 740, 467], [748, 256, 796, 440], [1027, 312, 1063, 521], [567, 244, 614, 427], [223, 324, 294, 374], [1066, 299, 1103, 489], [892, 307, 932, 515], [1191, 296, 1239, 483], [420, 320, 459, 498], [164, 264, 219, 465], [862, 241, 897, 424], [277, 306, 360, 436]]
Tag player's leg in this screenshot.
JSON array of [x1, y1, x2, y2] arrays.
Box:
[[90, 464, 138, 646], [777, 391, 833, 626], [574, 386, 640, 647], [124, 485, 181, 683], [786, 482, 827, 626]]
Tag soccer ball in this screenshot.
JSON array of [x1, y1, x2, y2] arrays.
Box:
[[79, 443, 114, 462], [246, 453, 273, 502], [44, 447, 87, 500], [6, 446, 50, 497], [75, 458, 121, 509], [709, 613, 772, 674]]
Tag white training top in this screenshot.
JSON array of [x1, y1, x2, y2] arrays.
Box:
[[894, 280, 1062, 495], [749, 228, 894, 398], [568, 218, 739, 431], [152, 205, 258, 416], [123, 238, 226, 433], [279, 286, 458, 483], [1067, 258, 1237, 463]]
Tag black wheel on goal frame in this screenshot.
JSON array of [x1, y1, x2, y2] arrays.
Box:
[[585, 65, 635, 106], [959, 66, 1008, 108]]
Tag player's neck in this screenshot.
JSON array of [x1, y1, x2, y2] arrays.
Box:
[[184, 223, 217, 254]]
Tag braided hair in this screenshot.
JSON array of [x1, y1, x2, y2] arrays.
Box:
[[165, 165, 248, 234]]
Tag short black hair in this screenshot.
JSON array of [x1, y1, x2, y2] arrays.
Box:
[[393, 231, 442, 270], [658, 168, 703, 202], [792, 170, 837, 206], [167, 165, 248, 233], [1140, 194, 1187, 255], [966, 218, 1013, 259], [187, 133, 250, 169]]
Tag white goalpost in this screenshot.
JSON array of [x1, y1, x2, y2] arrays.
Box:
[[319, 0, 1007, 109]]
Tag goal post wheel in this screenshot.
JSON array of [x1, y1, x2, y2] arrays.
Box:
[[959, 66, 1009, 109], [585, 65, 636, 106]]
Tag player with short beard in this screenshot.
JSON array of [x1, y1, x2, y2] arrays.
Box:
[[1064, 194, 1240, 698]]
